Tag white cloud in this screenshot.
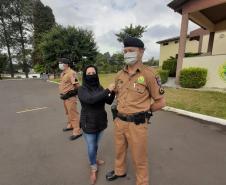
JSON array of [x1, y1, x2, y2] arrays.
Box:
[[41, 0, 200, 59]]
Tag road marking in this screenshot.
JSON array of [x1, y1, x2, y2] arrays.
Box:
[[47, 80, 60, 84], [16, 107, 48, 114]]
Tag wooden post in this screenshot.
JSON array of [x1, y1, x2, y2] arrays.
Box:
[[198, 35, 203, 53], [207, 32, 215, 54], [176, 13, 189, 85]]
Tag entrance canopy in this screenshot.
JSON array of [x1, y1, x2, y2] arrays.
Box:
[[168, 0, 226, 84]]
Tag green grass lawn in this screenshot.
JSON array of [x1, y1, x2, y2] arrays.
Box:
[[53, 73, 226, 119], [165, 88, 226, 119]]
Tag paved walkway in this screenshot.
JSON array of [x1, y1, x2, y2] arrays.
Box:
[[0, 79, 226, 185]]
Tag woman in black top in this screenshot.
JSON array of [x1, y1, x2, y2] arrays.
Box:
[[78, 65, 115, 184]]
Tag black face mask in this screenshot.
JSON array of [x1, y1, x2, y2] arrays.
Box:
[[85, 74, 99, 86]]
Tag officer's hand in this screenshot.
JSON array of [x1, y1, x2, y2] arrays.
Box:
[[108, 83, 115, 92]]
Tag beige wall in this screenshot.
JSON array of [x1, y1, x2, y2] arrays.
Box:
[[159, 39, 199, 66], [212, 31, 226, 55], [202, 31, 226, 54], [201, 34, 209, 53], [159, 30, 226, 66], [182, 55, 226, 88]]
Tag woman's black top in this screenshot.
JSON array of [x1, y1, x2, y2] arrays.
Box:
[[78, 85, 115, 134]]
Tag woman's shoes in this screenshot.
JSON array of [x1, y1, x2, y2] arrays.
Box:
[[90, 169, 97, 185], [89, 160, 104, 184]]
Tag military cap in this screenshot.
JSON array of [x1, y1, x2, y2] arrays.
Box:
[[123, 36, 144, 48]]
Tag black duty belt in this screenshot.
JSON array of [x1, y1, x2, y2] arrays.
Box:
[[117, 112, 149, 125]]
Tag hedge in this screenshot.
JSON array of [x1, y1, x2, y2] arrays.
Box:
[[158, 69, 169, 84], [162, 56, 177, 77], [179, 67, 207, 88]]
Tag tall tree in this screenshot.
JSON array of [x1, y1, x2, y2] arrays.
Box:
[[32, 0, 55, 65], [115, 24, 147, 42], [11, 0, 33, 78], [39, 25, 98, 74], [0, 52, 8, 79], [0, 0, 15, 77]]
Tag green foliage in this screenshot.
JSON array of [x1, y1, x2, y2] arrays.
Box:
[[158, 69, 169, 84], [162, 56, 177, 77], [39, 25, 98, 73], [33, 63, 45, 73], [0, 53, 8, 78], [184, 52, 201, 57], [179, 67, 208, 88], [0, 0, 16, 77], [95, 52, 124, 73], [32, 0, 55, 65], [115, 24, 147, 42], [10, 0, 33, 77]]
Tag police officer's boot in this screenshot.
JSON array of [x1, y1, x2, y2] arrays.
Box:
[[106, 170, 126, 181]]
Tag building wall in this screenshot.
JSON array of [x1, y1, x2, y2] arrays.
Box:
[[212, 31, 226, 55], [182, 55, 226, 88], [202, 31, 226, 54], [201, 34, 209, 53], [159, 39, 199, 66], [159, 30, 226, 66]]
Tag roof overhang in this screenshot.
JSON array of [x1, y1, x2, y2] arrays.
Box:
[[168, 0, 189, 13]]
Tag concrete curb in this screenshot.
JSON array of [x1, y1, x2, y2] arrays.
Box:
[[163, 106, 226, 126]]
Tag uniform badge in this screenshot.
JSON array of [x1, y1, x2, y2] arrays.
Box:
[[159, 87, 165, 95], [137, 76, 145, 84], [155, 75, 162, 86]]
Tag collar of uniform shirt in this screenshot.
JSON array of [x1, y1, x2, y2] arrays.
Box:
[[63, 68, 70, 74], [123, 63, 143, 74]]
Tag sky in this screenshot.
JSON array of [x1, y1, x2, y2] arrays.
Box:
[[41, 0, 199, 60]]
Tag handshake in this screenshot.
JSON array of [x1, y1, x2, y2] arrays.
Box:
[[107, 83, 115, 92]]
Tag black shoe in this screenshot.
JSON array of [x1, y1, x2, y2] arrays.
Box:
[[69, 134, 83, 141], [62, 127, 73, 132], [106, 170, 126, 181]]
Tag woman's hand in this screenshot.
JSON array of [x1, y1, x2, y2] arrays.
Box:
[[108, 83, 115, 92]]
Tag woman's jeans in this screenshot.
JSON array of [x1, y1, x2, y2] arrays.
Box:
[[83, 131, 103, 170]]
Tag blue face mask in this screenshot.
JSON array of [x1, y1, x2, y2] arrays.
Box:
[[124, 52, 138, 65]]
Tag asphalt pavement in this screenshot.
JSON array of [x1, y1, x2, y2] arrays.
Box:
[[0, 79, 226, 185]]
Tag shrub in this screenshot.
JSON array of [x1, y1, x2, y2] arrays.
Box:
[[34, 64, 45, 73], [162, 56, 177, 77], [184, 52, 201, 57], [158, 69, 169, 84], [179, 67, 207, 88]]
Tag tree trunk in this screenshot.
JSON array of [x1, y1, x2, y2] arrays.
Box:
[[18, 19, 29, 78], [6, 44, 14, 78], [0, 17, 14, 78]]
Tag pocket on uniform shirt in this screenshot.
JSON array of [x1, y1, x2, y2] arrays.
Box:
[[132, 83, 146, 94]]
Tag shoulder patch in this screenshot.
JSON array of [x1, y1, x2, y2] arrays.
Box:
[[155, 75, 162, 86], [159, 87, 165, 95]]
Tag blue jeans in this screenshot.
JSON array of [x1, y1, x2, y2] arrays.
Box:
[[83, 131, 103, 169]]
